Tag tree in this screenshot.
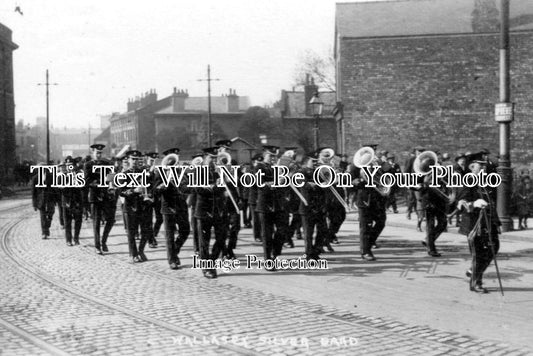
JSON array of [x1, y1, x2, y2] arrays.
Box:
[[238, 106, 281, 146], [292, 49, 336, 91]]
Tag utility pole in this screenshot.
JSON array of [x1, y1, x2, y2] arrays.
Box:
[[495, 0, 514, 232], [197, 65, 220, 147], [37, 70, 58, 163]]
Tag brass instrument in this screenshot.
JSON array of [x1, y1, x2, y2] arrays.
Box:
[[215, 152, 240, 212], [317, 148, 350, 211], [115, 144, 131, 159], [352, 146, 390, 196], [276, 150, 308, 206], [191, 156, 204, 166], [161, 153, 180, 167], [413, 150, 454, 204]]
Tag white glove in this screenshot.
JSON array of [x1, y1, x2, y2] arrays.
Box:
[[473, 199, 488, 209]]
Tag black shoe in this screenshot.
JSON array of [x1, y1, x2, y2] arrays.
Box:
[[465, 269, 472, 278], [254, 237, 262, 242], [95, 248, 103, 255], [326, 242, 334, 252], [176, 256, 181, 266], [295, 233, 303, 240], [284, 241, 294, 248], [138, 251, 147, 262], [361, 253, 376, 261], [66, 242, 73, 247], [407, 213, 411, 220], [470, 284, 488, 294], [169, 262, 179, 270], [102, 244, 108, 252], [393, 210, 399, 214], [332, 237, 339, 244], [42, 235, 48, 240], [226, 250, 236, 260], [74, 239, 80, 245], [428, 251, 441, 257], [204, 270, 217, 279]]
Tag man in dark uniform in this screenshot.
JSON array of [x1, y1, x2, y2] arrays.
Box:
[[456, 160, 501, 293], [195, 147, 227, 278], [84, 144, 116, 254], [351, 148, 387, 261], [188, 152, 204, 255], [299, 152, 328, 260], [144, 152, 160, 248], [154, 148, 190, 269], [249, 153, 264, 242], [119, 150, 153, 262], [385, 154, 401, 213], [255, 145, 290, 270], [405, 146, 425, 223], [31, 162, 55, 239], [55, 162, 66, 230], [60, 156, 84, 246]]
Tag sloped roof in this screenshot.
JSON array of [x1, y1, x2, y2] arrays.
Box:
[[156, 96, 251, 114], [336, 0, 533, 39]]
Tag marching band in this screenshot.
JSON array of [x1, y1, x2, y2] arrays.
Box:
[[31, 142, 505, 293]]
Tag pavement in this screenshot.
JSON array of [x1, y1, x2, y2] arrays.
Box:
[[0, 195, 532, 355]]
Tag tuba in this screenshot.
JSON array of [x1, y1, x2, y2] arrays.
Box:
[[317, 148, 350, 211], [191, 156, 203, 166], [216, 151, 232, 166], [161, 153, 180, 167], [413, 150, 454, 203], [352, 146, 390, 196]]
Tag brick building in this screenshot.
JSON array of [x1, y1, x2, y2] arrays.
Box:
[[110, 88, 250, 158], [335, 0, 533, 165], [279, 75, 338, 153], [0, 22, 18, 180]]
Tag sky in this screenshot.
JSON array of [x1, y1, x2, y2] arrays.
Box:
[[1, 0, 367, 128]]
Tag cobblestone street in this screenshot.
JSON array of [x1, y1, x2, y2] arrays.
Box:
[[1, 196, 532, 355]]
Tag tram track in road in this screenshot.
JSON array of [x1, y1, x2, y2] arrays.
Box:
[[0, 217, 258, 356]]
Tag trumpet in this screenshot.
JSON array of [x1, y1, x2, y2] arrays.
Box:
[[413, 150, 454, 204], [352, 146, 390, 197]]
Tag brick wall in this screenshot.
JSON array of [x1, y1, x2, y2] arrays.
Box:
[[338, 31, 533, 165]]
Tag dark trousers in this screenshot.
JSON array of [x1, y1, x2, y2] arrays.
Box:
[[91, 202, 116, 250], [63, 207, 82, 243], [197, 216, 226, 272], [258, 211, 288, 260], [425, 208, 447, 253], [126, 209, 152, 258], [38, 205, 55, 236], [57, 205, 64, 227], [288, 213, 302, 238], [358, 207, 386, 255], [469, 229, 500, 287], [153, 204, 163, 238], [242, 199, 251, 226], [407, 190, 416, 215], [190, 207, 199, 253], [302, 213, 327, 258], [327, 206, 345, 242], [250, 204, 261, 241], [163, 212, 190, 264], [226, 212, 241, 252], [387, 191, 398, 212]]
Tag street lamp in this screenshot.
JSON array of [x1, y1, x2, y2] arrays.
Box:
[[309, 92, 323, 151]]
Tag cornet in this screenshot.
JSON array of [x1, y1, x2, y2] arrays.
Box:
[[352, 146, 390, 197]]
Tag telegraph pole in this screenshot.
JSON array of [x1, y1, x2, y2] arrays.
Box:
[[37, 70, 58, 163], [197, 65, 220, 147], [495, 0, 513, 231]]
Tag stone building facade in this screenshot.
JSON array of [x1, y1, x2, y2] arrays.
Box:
[[0, 22, 17, 180]]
